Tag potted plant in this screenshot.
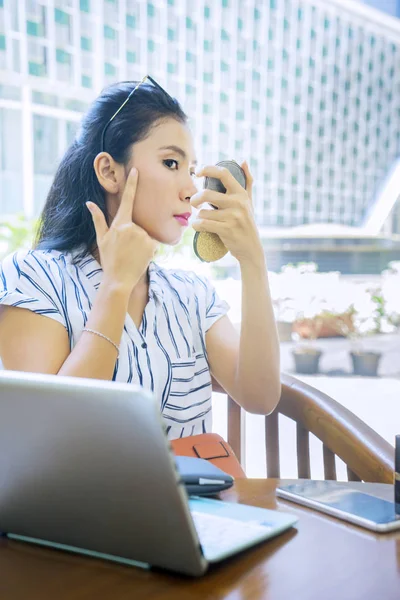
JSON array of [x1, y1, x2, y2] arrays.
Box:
[[388, 312, 400, 331], [291, 313, 324, 374], [349, 330, 382, 377], [335, 306, 381, 377]]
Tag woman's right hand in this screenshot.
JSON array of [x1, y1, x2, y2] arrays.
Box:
[[86, 167, 158, 295]]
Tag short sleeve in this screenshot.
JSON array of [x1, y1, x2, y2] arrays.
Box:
[[0, 250, 67, 329], [193, 274, 230, 332]]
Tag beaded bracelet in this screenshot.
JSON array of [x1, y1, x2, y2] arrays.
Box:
[[82, 328, 120, 358]]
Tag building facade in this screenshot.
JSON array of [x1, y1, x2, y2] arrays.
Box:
[[1, 0, 400, 245]]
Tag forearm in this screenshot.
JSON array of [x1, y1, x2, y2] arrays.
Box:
[[235, 255, 281, 414], [58, 280, 129, 380]]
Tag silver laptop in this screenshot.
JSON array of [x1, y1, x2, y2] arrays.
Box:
[[0, 370, 297, 576]]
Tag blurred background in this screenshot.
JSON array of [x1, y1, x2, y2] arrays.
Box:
[[0, 0, 399, 476]]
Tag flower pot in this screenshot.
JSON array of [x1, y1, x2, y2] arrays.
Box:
[[350, 352, 381, 377], [277, 320, 293, 342], [292, 350, 322, 375]]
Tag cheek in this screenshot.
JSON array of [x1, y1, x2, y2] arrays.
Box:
[[131, 176, 170, 224]]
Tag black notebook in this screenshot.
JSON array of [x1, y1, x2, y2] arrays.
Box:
[[175, 456, 234, 495]]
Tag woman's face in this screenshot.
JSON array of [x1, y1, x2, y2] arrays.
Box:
[[124, 117, 198, 245]]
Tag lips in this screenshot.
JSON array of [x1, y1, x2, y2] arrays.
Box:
[[173, 212, 191, 227]]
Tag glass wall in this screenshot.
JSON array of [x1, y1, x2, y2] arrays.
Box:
[[0, 108, 23, 215]]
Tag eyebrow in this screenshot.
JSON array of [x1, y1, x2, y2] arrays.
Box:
[[159, 145, 197, 165]]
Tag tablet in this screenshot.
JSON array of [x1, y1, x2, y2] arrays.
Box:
[[276, 480, 400, 532]]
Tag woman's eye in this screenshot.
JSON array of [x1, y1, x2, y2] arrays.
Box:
[[164, 159, 179, 170]]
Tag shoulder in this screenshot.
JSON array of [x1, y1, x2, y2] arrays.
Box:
[[0, 248, 70, 283]]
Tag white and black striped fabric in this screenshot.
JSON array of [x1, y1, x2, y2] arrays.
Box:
[[0, 249, 230, 439]]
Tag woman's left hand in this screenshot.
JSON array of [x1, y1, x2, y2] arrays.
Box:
[[191, 161, 264, 264]]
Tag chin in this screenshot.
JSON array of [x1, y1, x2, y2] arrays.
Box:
[[154, 228, 184, 246]]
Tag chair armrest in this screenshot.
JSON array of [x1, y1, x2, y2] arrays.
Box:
[[279, 373, 395, 483], [213, 374, 395, 483]]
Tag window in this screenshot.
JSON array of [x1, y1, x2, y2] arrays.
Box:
[[0, 108, 23, 214], [104, 62, 116, 75], [104, 26, 116, 39], [33, 116, 57, 174], [81, 36, 91, 51], [29, 62, 46, 76], [56, 49, 71, 64], [27, 21, 44, 37], [55, 9, 69, 25]]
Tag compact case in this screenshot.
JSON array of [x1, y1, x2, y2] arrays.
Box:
[[193, 160, 246, 262]]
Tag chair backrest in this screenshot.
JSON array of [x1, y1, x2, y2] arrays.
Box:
[[213, 374, 394, 483]]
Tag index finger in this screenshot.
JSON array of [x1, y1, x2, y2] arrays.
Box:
[[196, 165, 244, 195], [113, 167, 138, 224]]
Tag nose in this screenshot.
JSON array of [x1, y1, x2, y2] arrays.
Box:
[[180, 174, 198, 203]]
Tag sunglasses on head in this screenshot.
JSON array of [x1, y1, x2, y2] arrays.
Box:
[[100, 75, 171, 153]]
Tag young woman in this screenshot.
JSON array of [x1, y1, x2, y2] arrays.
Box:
[[0, 77, 280, 439]]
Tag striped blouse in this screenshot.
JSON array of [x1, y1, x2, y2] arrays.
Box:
[[0, 249, 230, 440]]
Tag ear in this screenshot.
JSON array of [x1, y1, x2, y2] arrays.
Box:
[[93, 152, 123, 194]]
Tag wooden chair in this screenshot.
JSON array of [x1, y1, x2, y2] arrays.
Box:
[[212, 373, 394, 483]]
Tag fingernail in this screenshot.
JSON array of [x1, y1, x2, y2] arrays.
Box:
[[130, 167, 137, 176], [86, 202, 93, 212]]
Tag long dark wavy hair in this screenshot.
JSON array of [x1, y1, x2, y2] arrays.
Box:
[[35, 81, 187, 261]]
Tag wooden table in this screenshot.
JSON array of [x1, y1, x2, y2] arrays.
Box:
[[1, 479, 399, 600]]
